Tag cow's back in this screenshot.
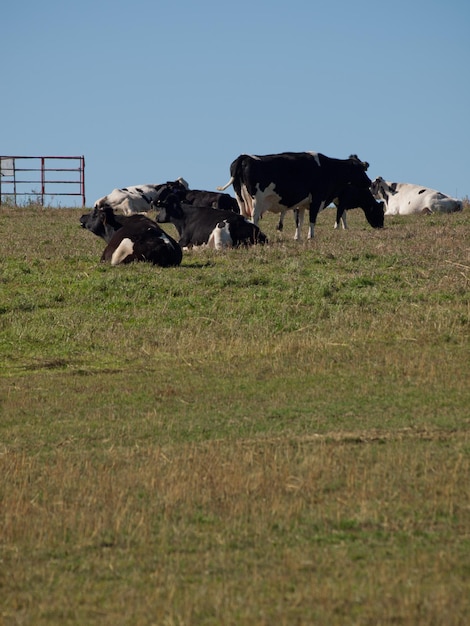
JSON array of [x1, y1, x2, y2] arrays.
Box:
[[245, 152, 371, 213]]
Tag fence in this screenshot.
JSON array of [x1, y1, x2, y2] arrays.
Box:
[[0, 155, 85, 206]]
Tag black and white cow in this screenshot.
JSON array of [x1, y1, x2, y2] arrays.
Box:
[[93, 178, 189, 215], [80, 205, 182, 266], [371, 177, 463, 216], [153, 191, 267, 249], [80, 205, 127, 242], [277, 184, 384, 239], [155, 180, 240, 213], [93, 185, 163, 215], [217, 152, 372, 238]]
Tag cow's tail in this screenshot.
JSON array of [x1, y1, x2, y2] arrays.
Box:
[[216, 177, 234, 192], [216, 154, 249, 191]]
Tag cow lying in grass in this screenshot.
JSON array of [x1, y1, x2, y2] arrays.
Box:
[[155, 179, 240, 213], [371, 177, 463, 215], [80, 205, 182, 267], [152, 191, 267, 249], [93, 184, 166, 215], [93, 178, 239, 216]]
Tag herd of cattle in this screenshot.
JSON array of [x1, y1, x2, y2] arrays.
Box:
[[80, 151, 463, 267]]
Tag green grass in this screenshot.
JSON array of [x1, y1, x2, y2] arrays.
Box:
[[1, 204, 469, 624]]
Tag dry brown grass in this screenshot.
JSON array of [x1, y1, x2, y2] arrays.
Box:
[[2, 428, 469, 625]]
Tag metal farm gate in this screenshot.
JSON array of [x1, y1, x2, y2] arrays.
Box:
[[0, 155, 85, 206]]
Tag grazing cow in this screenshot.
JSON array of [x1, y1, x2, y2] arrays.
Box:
[[155, 179, 240, 213], [217, 152, 372, 238], [80, 205, 182, 266], [153, 191, 267, 249], [93, 178, 189, 215], [371, 177, 463, 216], [277, 184, 384, 239]]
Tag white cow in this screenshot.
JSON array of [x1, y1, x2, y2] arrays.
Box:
[[371, 177, 462, 216], [94, 178, 188, 215]]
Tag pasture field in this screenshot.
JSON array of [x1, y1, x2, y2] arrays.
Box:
[[0, 204, 469, 625]]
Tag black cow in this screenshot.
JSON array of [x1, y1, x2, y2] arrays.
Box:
[[157, 180, 239, 213], [153, 192, 267, 249], [217, 152, 372, 238], [277, 184, 384, 238], [80, 205, 182, 267]]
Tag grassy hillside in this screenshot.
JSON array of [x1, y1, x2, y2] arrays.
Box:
[[1, 204, 469, 625]]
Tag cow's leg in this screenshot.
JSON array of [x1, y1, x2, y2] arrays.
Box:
[[333, 204, 348, 229], [294, 208, 305, 241], [234, 193, 246, 216], [250, 196, 262, 226], [308, 201, 324, 239], [335, 209, 348, 229], [277, 210, 286, 232], [240, 185, 254, 220]]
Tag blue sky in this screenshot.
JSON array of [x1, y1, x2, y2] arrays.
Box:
[[1, 0, 469, 207]]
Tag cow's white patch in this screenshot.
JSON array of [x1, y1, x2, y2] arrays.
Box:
[[307, 151, 321, 167], [208, 221, 232, 249], [111, 238, 134, 265], [254, 182, 282, 216], [160, 233, 171, 245], [176, 177, 189, 189], [254, 183, 311, 221]]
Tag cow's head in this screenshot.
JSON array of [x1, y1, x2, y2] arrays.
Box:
[[153, 181, 187, 206], [349, 154, 369, 171], [370, 177, 390, 201], [347, 155, 372, 189], [80, 205, 124, 241], [364, 199, 385, 228], [80, 206, 105, 232], [352, 187, 385, 228], [153, 193, 185, 223]]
